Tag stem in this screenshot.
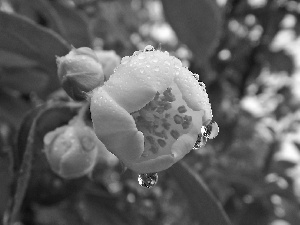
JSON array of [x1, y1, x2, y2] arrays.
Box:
[[77, 102, 90, 121]]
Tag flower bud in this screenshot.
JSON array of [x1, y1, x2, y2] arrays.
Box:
[[43, 120, 101, 179], [57, 47, 104, 101], [95, 50, 121, 81]]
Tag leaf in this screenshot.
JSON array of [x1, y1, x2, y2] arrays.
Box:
[[167, 161, 232, 225], [0, 11, 70, 97], [0, 67, 49, 93], [0, 119, 14, 219], [11, 0, 67, 36], [0, 50, 38, 67], [7, 102, 81, 224], [49, 1, 93, 47], [0, 89, 31, 128], [78, 194, 133, 225], [161, 0, 222, 64], [12, 0, 93, 47]]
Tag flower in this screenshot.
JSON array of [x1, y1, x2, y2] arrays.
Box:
[[57, 47, 104, 101], [90, 46, 214, 173], [95, 50, 121, 81], [43, 119, 106, 178]]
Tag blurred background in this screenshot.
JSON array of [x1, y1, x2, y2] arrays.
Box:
[[1, 0, 300, 225]]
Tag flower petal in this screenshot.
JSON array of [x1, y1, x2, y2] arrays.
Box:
[[128, 154, 176, 174], [90, 87, 144, 162], [102, 50, 181, 113], [171, 122, 200, 161], [174, 68, 212, 124]]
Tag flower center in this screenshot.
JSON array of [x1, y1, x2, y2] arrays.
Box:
[[132, 83, 200, 160]]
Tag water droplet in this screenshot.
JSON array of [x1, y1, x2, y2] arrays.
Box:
[[164, 61, 171, 66], [203, 121, 219, 139], [146, 64, 150, 68], [154, 68, 159, 72], [144, 45, 155, 52], [193, 134, 207, 150], [153, 58, 158, 63], [138, 173, 158, 188], [140, 69, 144, 73]]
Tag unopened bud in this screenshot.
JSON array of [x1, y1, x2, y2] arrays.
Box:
[[57, 47, 104, 101], [43, 121, 99, 179], [95, 50, 121, 81]]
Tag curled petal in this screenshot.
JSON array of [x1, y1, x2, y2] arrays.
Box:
[[90, 88, 144, 162], [102, 51, 181, 113], [128, 155, 176, 174], [175, 68, 212, 124]]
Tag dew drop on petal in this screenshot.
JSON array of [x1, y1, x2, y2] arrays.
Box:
[[138, 173, 158, 188], [144, 45, 155, 52]]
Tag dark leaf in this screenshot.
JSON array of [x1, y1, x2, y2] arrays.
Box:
[[12, 0, 93, 47], [11, 0, 67, 36], [0, 67, 49, 93], [49, 1, 93, 47], [78, 194, 133, 225], [161, 0, 222, 64], [167, 161, 232, 225], [0, 89, 31, 128], [0, 119, 14, 219], [0, 11, 70, 97]]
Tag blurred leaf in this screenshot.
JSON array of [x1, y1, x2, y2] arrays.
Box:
[[167, 161, 232, 225], [0, 119, 14, 220], [266, 50, 295, 75], [0, 89, 31, 128], [161, 0, 222, 64], [0, 67, 49, 93], [49, 1, 93, 47], [0, 11, 70, 97], [12, 0, 93, 47], [79, 194, 133, 225], [0, 50, 38, 67], [11, 0, 67, 36], [34, 201, 83, 225]]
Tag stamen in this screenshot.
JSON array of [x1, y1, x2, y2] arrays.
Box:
[[170, 130, 180, 139], [173, 115, 183, 124], [157, 139, 166, 147], [177, 105, 187, 113]]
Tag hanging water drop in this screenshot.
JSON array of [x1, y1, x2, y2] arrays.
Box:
[[144, 45, 155, 52], [138, 173, 158, 188], [203, 121, 219, 139], [192, 134, 207, 150]]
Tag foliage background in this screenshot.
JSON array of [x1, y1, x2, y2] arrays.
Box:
[[1, 0, 300, 225]]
